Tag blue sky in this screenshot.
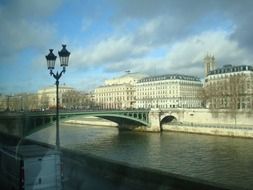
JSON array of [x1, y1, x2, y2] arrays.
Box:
[[1, 0, 253, 94]]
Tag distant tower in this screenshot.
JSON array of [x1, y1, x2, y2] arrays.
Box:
[[204, 54, 216, 77]]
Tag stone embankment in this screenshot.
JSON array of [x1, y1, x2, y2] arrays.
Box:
[[64, 115, 253, 138], [163, 123, 253, 138]]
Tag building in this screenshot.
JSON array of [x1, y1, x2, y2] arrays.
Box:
[[0, 85, 94, 111], [204, 64, 253, 110], [0, 94, 7, 111], [37, 84, 74, 109], [0, 93, 38, 111], [204, 54, 216, 77], [94, 73, 147, 109], [135, 74, 202, 109], [62, 90, 96, 109]]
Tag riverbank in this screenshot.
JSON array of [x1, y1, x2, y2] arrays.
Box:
[[64, 117, 253, 138], [163, 123, 253, 138]]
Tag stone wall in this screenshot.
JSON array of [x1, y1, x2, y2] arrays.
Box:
[[0, 118, 24, 137], [161, 109, 253, 137], [148, 108, 161, 131], [163, 109, 253, 127], [163, 124, 253, 138]]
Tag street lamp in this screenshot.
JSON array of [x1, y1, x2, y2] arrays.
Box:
[[45, 44, 70, 150]]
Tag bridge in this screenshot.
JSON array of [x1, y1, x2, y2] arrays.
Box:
[[0, 109, 173, 137], [1, 108, 251, 138]]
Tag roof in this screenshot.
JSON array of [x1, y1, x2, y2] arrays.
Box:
[[208, 65, 253, 76], [105, 72, 148, 85], [137, 74, 201, 83]]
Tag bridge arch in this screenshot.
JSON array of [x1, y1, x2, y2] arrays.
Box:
[[159, 113, 179, 131], [67, 113, 149, 127], [160, 115, 177, 125], [160, 112, 178, 123]]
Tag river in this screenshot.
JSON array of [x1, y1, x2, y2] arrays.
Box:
[[28, 122, 253, 189]]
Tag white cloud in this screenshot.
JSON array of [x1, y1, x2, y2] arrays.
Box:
[[69, 15, 253, 80], [126, 30, 253, 78], [71, 36, 151, 69], [2, 0, 253, 93], [0, 0, 60, 58]]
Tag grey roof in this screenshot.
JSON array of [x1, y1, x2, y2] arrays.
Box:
[[137, 74, 201, 83], [208, 65, 253, 76]]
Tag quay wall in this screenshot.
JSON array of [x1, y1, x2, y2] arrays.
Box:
[[163, 124, 253, 138], [162, 109, 253, 138], [175, 109, 253, 126], [0, 118, 24, 137], [0, 133, 240, 190]]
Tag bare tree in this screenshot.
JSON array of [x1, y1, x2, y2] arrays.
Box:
[[226, 74, 247, 126], [26, 94, 39, 110], [40, 94, 49, 110], [62, 90, 96, 110], [200, 74, 249, 126]]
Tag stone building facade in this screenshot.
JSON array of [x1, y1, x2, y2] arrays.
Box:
[[135, 74, 202, 109], [94, 73, 147, 109], [0, 93, 38, 111], [204, 64, 253, 110], [62, 91, 96, 110], [37, 84, 74, 109]]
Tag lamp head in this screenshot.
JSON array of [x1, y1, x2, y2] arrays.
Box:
[[58, 44, 70, 67], [45, 49, 57, 70]]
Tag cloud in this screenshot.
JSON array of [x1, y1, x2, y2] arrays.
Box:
[[3, 0, 61, 18], [124, 30, 253, 78], [0, 0, 60, 59], [71, 36, 151, 69], [112, 0, 253, 51], [69, 14, 253, 80], [2, 0, 253, 94]]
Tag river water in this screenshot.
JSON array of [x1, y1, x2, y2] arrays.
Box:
[[28, 123, 253, 189]]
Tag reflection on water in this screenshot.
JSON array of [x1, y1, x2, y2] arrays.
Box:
[[28, 123, 253, 189]]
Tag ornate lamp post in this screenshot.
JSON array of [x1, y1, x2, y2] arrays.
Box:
[[45, 44, 70, 150]]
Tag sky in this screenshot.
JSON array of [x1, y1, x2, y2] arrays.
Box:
[[1, 0, 253, 94]]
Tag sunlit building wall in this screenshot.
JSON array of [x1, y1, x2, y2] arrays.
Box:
[[0, 93, 38, 111], [0, 94, 7, 111], [135, 74, 202, 109], [204, 64, 253, 109], [94, 73, 147, 109], [37, 84, 74, 109]]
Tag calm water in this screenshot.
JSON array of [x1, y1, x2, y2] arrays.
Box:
[[28, 123, 253, 189]]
